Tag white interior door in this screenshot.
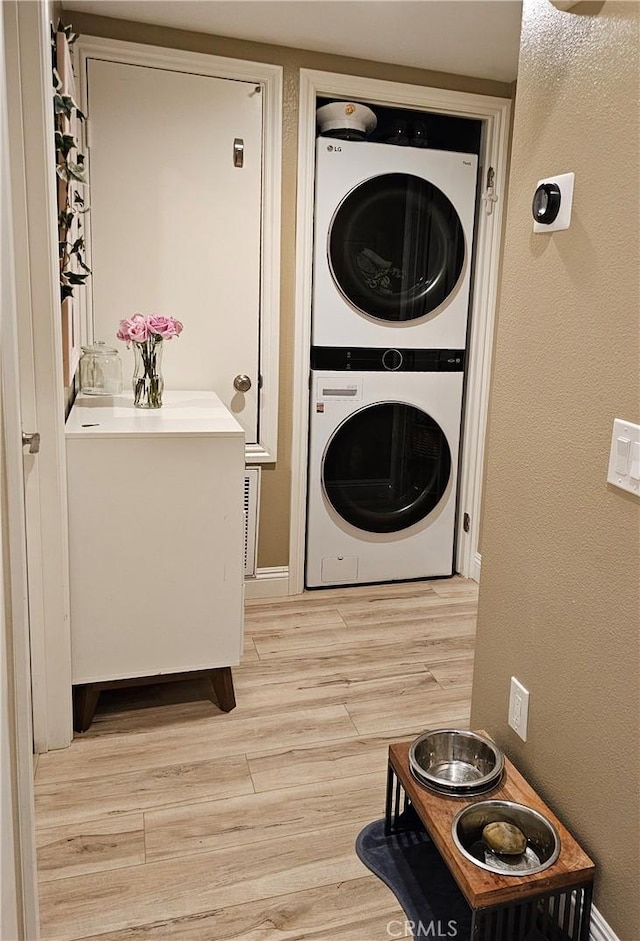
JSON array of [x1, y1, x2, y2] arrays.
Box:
[[4, 0, 73, 752], [1, 3, 39, 931], [87, 59, 263, 442]]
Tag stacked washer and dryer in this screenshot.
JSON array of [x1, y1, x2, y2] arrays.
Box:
[[306, 121, 478, 589]]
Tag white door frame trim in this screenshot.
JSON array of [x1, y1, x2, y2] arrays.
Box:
[[289, 69, 511, 594], [75, 35, 283, 462]]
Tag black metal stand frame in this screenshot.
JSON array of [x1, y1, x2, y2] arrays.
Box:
[[385, 763, 594, 941]]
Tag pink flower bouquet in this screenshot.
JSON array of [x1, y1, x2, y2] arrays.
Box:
[[116, 313, 183, 409], [116, 313, 183, 345]]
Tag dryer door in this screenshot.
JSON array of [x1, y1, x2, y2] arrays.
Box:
[[322, 402, 452, 533], [328, 173, 465, 323]]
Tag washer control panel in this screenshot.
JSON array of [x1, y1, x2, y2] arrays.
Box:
[[310, 346, 464, 372]]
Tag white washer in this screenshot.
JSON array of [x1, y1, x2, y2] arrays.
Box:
[[305, 359, 463, 588], [312, 139, 478, 350]]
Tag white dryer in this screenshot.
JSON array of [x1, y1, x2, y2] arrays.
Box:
[[305, 347, 464, 588], [312, 139, 478, 350]]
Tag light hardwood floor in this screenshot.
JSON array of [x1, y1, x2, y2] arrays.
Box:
[[34, 576, 477, 941]]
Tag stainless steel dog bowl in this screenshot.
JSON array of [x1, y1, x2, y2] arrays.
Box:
[[411, 772, 503, 798], [452, 800, 561, 875], [409, 729, 504, 794]]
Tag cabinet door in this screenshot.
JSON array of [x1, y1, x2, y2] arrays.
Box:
[[87, 60, 262, 442], [67, 434, 244, 683]]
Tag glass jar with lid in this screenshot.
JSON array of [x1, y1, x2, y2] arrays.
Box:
[[79, 341, 123, 395]]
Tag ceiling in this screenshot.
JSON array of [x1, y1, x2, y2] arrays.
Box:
[[61, 1, 523, 83]]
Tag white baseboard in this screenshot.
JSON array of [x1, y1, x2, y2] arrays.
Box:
[[590, 905, 621, 941], [470, 551, 481, 583], [244, 566, 290, 599]]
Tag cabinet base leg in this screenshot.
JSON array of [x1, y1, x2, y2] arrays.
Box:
[[73, 684, 101, 733], [209, 667, 236, 712], [73, 666, 237, 732]]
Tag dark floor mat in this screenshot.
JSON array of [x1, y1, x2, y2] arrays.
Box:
[[355, 808, 472, 939]]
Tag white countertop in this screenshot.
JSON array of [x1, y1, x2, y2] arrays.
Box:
[[66, 390, 245, 438]]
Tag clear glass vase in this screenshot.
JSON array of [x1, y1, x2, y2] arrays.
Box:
[[132, 336, 164, 408]]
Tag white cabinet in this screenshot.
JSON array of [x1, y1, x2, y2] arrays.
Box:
[[65, 391, 245, 727]]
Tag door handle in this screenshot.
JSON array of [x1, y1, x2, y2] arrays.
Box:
[[233, 138, 244, 168], [233, 375, 252, 393], [22, 432, 40, 454]]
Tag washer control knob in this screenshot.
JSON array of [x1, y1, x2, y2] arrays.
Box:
[[382, 349, 403, 371]]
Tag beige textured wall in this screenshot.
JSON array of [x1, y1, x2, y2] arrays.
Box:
[[66, 10, 513, 568], [471, 1, 639, 935]]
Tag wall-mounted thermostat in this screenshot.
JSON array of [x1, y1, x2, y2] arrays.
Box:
[[532, 172, 574, 233]]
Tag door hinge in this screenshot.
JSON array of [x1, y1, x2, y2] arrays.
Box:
[[482, 166, 498, 216], [463, 512, 471, 533], [22, 431, 41, 454]]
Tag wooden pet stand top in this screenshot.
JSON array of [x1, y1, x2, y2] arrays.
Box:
[[386, 738, 595, 940]]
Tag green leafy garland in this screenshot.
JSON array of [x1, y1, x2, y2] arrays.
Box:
[[52, 21, 91, 301]]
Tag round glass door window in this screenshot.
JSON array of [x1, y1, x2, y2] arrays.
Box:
[[322, 402, 452, 533], [328, 173, 465, 322]]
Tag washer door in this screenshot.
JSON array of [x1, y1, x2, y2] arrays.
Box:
[[322, 402, 452, 533], [328, 173, 465, 323]]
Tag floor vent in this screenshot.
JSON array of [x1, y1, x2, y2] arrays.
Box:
[[243, 468, 260, 577]]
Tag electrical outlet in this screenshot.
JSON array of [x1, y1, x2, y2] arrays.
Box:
[[508, 677, 530, 741]]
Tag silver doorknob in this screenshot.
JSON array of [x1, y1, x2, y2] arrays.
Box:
[[22, 432, 40, 454], [233, 375, 252, 393]]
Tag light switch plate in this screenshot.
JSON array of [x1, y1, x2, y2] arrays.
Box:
[[508, 676, 529, 741], [607, 419, 640, 496], [533, 172, 575, 233]]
